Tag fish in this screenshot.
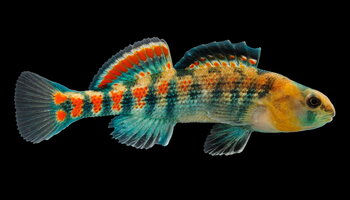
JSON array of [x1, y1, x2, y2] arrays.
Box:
[[14, 37, 336, 155]]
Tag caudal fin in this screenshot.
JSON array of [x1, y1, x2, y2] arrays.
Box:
[[15, 72, 74, 143]]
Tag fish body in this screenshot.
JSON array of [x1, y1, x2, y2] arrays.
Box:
[[15, 38, 335, 155]]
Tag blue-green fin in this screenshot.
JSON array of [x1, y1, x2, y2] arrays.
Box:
[[89, 37, 173, 90], [15, 72, 76, 143], [204, 124, 252, 156], [109, 115, 176, 149], [174, 41, 261, 70]]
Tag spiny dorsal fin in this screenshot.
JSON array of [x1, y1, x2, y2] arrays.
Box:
[[174, 41, 261, 70], [89, 37, 173, 90]]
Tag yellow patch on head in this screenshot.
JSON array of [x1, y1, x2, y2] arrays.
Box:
[[258, 73, 305, 132]]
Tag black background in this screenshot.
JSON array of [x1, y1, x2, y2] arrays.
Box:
[[3, 2, 348, 197]]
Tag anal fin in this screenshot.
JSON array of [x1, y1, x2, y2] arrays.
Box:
[[109, 115, 176, 149], [204, 124, 252, 156]]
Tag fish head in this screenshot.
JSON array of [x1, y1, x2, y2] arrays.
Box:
[[297, 87, 335, 131], [252, 74, 335, 133]]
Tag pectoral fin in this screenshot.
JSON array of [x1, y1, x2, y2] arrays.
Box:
[[204, 124, 252, 156]]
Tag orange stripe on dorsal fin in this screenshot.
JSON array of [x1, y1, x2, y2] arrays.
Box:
[[174, 41, 261, 71], [89, 38, 173, 90]]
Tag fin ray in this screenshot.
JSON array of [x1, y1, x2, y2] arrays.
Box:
[[15, 72, 77, 143], [174, 41, 261, 70], [89, 37, 173, 90], [204, 124, 252, 156], [109, 115, 176, 149]]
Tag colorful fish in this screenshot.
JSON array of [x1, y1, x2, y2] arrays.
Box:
[[14, 38, 335, 155]]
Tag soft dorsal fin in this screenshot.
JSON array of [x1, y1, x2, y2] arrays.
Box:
[[174, 41, 261, 70], [89, 37, 173, 90]]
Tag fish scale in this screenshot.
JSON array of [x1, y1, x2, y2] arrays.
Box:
[[14, 37, 335, 155]]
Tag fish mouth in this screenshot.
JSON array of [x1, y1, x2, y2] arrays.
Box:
[[327, 117, 333, 123]]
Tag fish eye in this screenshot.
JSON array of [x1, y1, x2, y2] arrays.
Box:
[[307, 96, 321, 108]]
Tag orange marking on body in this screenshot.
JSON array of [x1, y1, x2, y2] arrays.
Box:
[[249, 59, 257, 65], [91, 95, 103, 113], [128, 54, 140, 65], [194, 61, 200, 66], [158, 81, 169, 94], [140, 72, 145, 77], [154, 46, 162, 56], [146, 48, 154, 58], [121, 59, 133, 68], [115, 63, 128, 72], [110, 91, 124, 111], [222, 62, 228, 67], [71, 97, 84, 117], [189, 64, 195, 69], [54, 92, 67, 104], [179, 79, 193, 92], [162, 46, 169, 56], [241, 56, 247, 61], [56, 110, 67, 122], [213, 62, 220, 67], [133, 87, 148, 109], [167, 63, 172, 69], [137, 50, 148, 61]]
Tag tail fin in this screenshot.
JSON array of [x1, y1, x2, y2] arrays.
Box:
[[15, 72, 74, 143]]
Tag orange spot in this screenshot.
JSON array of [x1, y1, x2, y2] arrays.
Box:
[[199, 57, 206, 61], [162, 46, 169, 56], [91, 95, 103, 113], [158, 81, 169, 95], [147, 72, 151, 75], [54, 92, 67, 104], [133, 87, 148, 109], [222, 62, 228, 67], [206, 62, 212, 67], [56, 110, 67, 122], [110, 91, 123, 111], [121, 59, 133, 68], [189, 64, 195, 69], [229, 55, 235, 59], [140, 72, 145, 77], [213, 62, 220, 67], [115, 63, 128, 72], [230, 61, 236, 68], [249, 59, 257, 65], [179, 79, 192, 92], [241, 56, 247, 61], [194, 61, 199, 66], [128, 55, 140, 65], [71, 97, 84, 117], [137, 50, 148, 61], [167, 63, 172, 69], [146, 48, 154, 58], [154, 46, 162, 56]]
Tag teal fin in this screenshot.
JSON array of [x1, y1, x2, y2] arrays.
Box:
[[174, 41, 261, 70], [109, 115, 176, 149], [204, 124, 252, 156], [15, 72, 76, 143]]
